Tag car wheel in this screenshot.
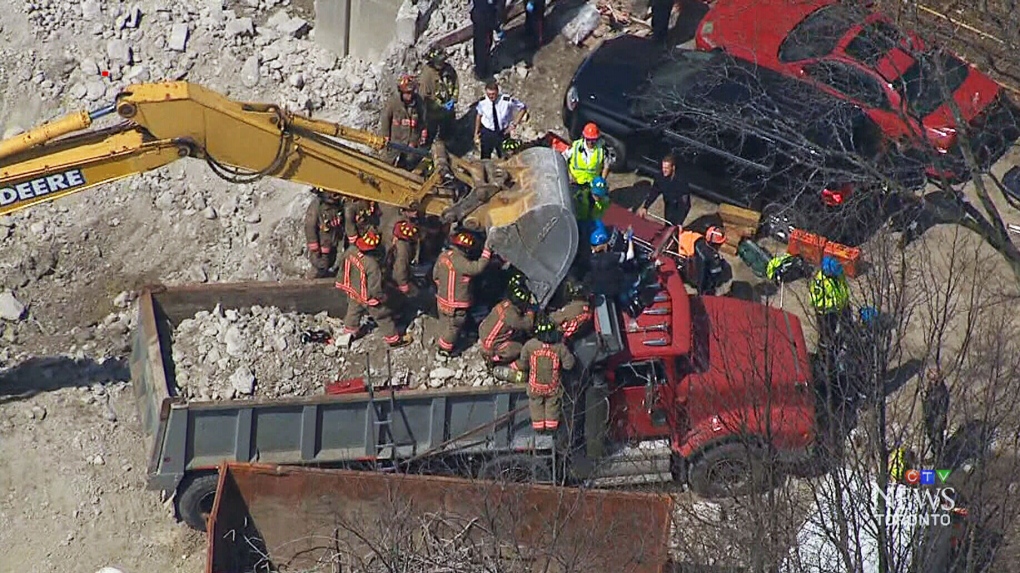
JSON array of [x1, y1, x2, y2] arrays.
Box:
[[602, 133, 630, 173], [759, 203, 798, 243], [687, 442, 772, 498]]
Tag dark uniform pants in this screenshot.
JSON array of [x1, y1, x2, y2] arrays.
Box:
[[344, 300, 398, 340], [306, 251, 337, 279], [528, 386, 562, 431], [437, 308, 468, 352], [651, 0, 673, 45], [524, 0, 546, 48], [482, 340, 523, 365], [663, 196, 691, 226], [479, 127, 506, 159], [472, 9, 496, 79]]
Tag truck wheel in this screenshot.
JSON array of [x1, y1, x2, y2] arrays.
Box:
[[479, 454, 553, 484], [176, 473, 219, 532], [602, 133, 630, 173], [687, 442, 770, 498]]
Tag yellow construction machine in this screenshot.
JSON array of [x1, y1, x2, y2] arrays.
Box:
[[0, 82, 577, 305]]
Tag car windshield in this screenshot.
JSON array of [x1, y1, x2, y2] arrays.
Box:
[[894, 50, 970, 117], [779, 3, 866, 63], [844, 21, 905, 66], [631, 50, 718, 117]]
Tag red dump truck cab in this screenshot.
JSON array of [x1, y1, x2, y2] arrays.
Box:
[[596, 204, 815, 495]]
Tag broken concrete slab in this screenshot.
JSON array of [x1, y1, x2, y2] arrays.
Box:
[[0, 291, 26, 322], [169, 24, 190, 51], [225, 17, 255, 37]]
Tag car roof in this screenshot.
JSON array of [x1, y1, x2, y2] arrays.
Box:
[[699, 0, 841, 64]]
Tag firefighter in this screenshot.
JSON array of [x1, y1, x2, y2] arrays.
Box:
[[343, 199, 380, 245], [419, 48, 459, 145], [809, 256, 852, 354], [550, 277, 593, 342], [303, 188, 344, 279], [511, 316, 576, 433], [387, 219, 420, 296], [477, 278, 535, 366], [379, 74, 428, 170], [562, 122, 610, 192], [433, 231, 494, 357], [336, 230, 413, 348]]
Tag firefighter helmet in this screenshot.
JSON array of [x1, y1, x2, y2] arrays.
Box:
[[582, 122, 600, 139], [425, 47, 447, 66], [821, 255, 844, 278], [507, 277, 531, 308], [535, 314, 561, 343], [393, 220, 419, 241], [501, 137, 523, 155], [355, 229, 381, 252], [450, 231, 476, 250], [705, 226, 725, 245], [397, 74, 418, 94]]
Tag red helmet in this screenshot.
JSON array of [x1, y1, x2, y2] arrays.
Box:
[[397, 74, 418, 94], [355, 229, 381, 251], [705, 226, 726, 245], [450, 231, 476, 249], [393, 220, 419, 241], [582, 122, 600, 139]]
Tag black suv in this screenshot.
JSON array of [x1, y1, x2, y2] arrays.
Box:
[[562, 35, 926, 244]]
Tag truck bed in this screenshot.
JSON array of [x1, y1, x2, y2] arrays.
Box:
[[129, 280, 546, 493]]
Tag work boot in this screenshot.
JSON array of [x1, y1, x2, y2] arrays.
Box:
[[387, 333, 414, 348]]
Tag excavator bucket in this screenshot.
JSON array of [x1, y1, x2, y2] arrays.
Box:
[[482, 147, 578, 307]]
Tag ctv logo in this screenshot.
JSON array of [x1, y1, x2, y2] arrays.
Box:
[[903, 468, 952, 486], [878, 468, 959, 527]]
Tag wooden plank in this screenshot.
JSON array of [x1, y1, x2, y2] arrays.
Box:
[[718, 203, 761, 228], [428, 0, 558, 51], [718, 243, 738, 256], [722, 224, 757, 245]]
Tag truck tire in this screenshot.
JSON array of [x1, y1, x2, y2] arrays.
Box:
[[478, 454, 553, 484], [176, 472, 219, 532], [687, 442, 770, 498]]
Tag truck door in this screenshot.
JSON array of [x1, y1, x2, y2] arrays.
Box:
[[608, 360, 672, 442]]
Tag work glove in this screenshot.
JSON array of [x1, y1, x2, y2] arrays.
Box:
[[526, 1, 535, 12], [494, 27, 505, 43], [330, 215, 343, 228], [309, 252, 330, 270], [443, 99, 456, 111]]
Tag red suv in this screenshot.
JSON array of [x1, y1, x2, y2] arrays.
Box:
[[696, 0, 1019, 179]]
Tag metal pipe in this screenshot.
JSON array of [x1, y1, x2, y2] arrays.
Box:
[[89, 104, 118, 121], [288, 115, 389, 150], [0, 110, 92, 160]]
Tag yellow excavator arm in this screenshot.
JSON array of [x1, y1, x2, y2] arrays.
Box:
[[0, 82, 577, 304]]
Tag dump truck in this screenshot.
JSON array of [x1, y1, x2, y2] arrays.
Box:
[[0, 82, 577, 304], [132, 210, 817, 531]]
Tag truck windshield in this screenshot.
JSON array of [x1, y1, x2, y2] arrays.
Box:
[[893, 50, 970, 118]]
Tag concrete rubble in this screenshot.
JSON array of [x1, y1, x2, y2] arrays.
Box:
[[169, 305, 504, 401]]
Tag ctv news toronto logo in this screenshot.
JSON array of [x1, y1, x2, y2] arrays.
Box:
[[878, 468, 958, 527]]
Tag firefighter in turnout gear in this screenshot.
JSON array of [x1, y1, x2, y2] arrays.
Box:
[[478, 276, 536, 366], [433, 231, 493, 356], [419, 48, 459, 145], [336, 230, 413, 348], [379, 74, 428, 170], [550, 277, 593, 342], [303, 188, 344, 279], [387, 219, 420, 296], [343, 199, 380, 245], [511, 316, 576, 432]]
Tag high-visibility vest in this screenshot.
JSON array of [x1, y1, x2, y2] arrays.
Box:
[[766, 254, 792, 281], [888, 447, 906, 482], [574, 190, 609, 222], [677, 230, 703, 258], [808, 270, 850, 314], [567, 140, 604, 185]]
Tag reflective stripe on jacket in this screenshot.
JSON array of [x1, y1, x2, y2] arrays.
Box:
[[550, 300, 592, 339], [808, 270, 850, 314], [511, 339, 576, 396], [566, 139, 604, 185], [479, 300, 534, 351], [336, 246, 383, 305]]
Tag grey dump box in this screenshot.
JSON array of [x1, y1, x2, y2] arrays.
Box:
[[129, 280, 552, 530]]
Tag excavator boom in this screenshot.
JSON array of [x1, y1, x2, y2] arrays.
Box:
[[0, 82, 578, 305]]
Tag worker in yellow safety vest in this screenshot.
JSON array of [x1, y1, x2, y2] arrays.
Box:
[[810, 255, 852, 380], [562, 122, 611, 189]]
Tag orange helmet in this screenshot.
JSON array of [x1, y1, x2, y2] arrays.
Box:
[[393, 220, 419, 241], [705, 226, 726, 245], [582, 122, 600, 139], [355, 229, 381, 251], [450, 231, 476, 249], [397, 74, 418, 94]]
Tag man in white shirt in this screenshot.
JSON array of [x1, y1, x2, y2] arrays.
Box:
[[473, 79, 528, 159]]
